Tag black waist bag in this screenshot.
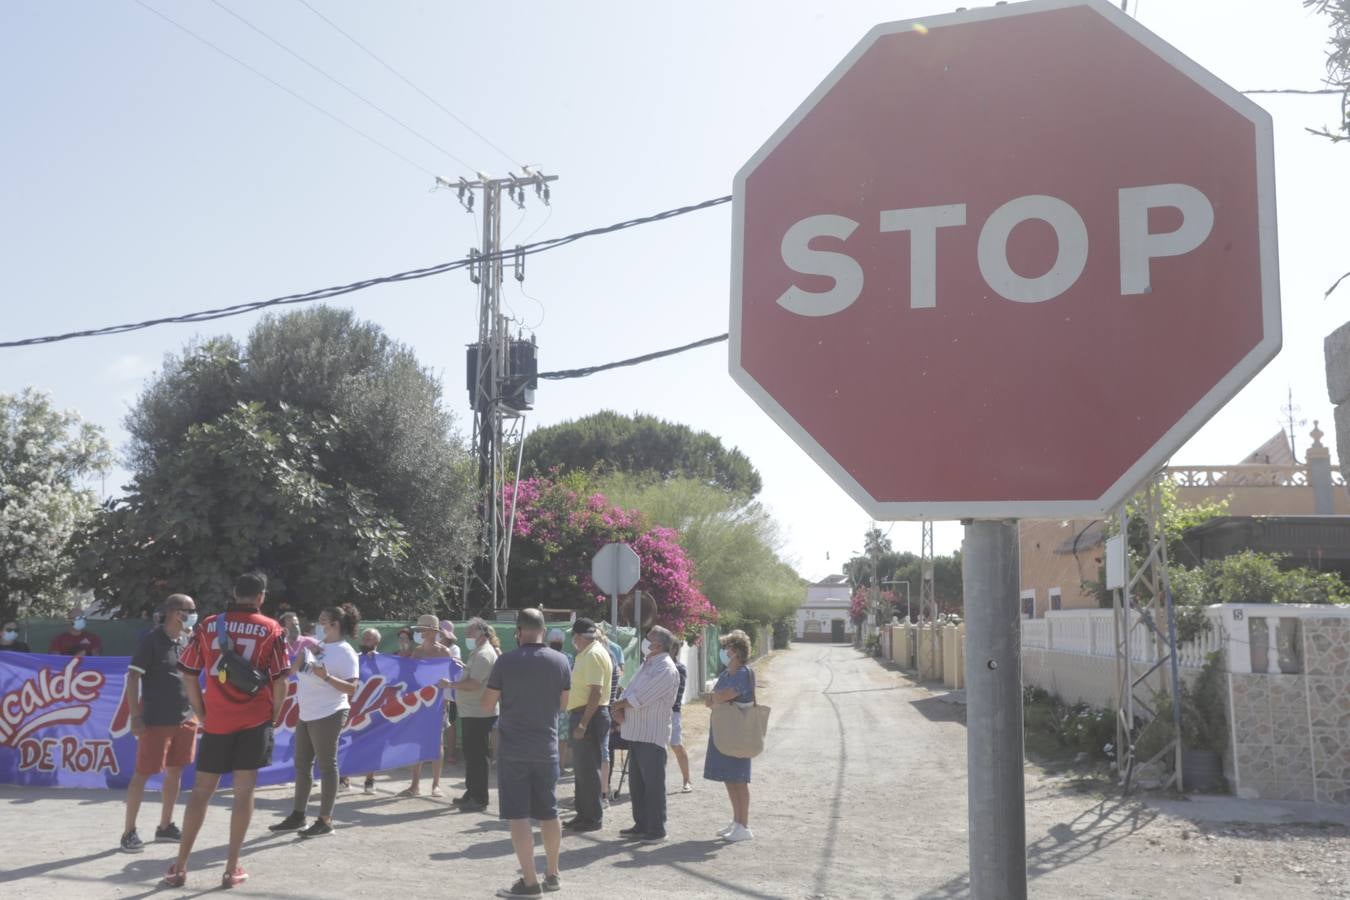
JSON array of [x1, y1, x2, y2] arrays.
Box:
[[215, 623, 267, 696]]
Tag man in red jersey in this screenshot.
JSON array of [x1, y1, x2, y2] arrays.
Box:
[[162, 572, 288, 890]]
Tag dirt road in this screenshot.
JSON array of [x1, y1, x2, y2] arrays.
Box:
[[2, 644, 1347, 898]]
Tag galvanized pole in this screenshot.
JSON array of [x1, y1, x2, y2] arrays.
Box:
[[962, 519, 1027, 900]]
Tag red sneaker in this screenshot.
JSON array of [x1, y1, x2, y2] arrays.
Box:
[[159, 864, 186, 888], [221, 867, 249, 889]]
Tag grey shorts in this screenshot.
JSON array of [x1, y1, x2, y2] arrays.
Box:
[[497, 757, 559, 821]]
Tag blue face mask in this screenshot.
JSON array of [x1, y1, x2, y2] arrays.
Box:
[[184, 613, 198, 630], [719, 648, 731, 666]]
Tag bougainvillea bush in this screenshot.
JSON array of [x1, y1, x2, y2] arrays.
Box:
[[849, 588, 899, 625], [503, 474, 717, 636]]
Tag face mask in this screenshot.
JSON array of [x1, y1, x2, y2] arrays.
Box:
[[73, 618, 87, 632], [719, 648, 731, 666], [2, 630, 16, 643], [314, 623, 325, 640], [464, 637, 476, 651], [413, 631, 424, 646], [641, 638, 652, 657], [183, 613, 198, 630]]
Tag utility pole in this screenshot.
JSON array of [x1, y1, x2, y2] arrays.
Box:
[[441, 169, 558, 616], [920, 520, 937, 675]]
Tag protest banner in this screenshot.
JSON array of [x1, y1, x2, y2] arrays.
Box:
[[0, 652, 457, 789]]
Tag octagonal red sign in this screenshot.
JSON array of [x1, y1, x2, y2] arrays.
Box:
[[730, 0, 1279, 519]]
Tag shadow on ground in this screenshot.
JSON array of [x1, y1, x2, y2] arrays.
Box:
[[916, 796, 1159, 898]]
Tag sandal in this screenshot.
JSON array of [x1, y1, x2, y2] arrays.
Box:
[[221, 866, 249, 889], [159, 864, 186, 888], [396, 787, 420, 798]]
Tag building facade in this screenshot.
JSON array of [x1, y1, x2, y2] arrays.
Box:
[[795, 574, 854, 642]]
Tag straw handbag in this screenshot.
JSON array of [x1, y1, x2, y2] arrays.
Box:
[[710, 668, 770, 758]]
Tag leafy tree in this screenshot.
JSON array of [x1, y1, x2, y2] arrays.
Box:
[[73, 308, 475, 617], [596, 474, 802, 627], [0, 390, 110, 620], [1308, 0, 1350, 144], [843, 525, 963, 616], [521, 411, 762, 498]]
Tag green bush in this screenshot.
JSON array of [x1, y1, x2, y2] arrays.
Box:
[[1134, 650, 1228, 764], [863, 633, 882, 657], [1022, 687, 1116, 762]]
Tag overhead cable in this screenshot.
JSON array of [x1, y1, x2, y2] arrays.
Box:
[[0, 195, 733, 349], [538, 334, 729, 381], [131, 0, 439, 178], [206, 0, 477, 170], [294, 0, 522, 170], [1241, 88, 1341, 95]]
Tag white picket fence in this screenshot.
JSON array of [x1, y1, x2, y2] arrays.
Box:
[[1021, 608, 1221, 668]]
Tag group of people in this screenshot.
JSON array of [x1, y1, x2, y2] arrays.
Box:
[[0, 606, 104, 656], [21, 572, 760, 896]]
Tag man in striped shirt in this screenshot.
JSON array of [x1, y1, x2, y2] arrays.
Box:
[[611, 626, 680, 843]]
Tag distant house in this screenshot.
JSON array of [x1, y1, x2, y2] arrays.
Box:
[[795, 574, 854, 642], [1017, 426, 1349, 618]]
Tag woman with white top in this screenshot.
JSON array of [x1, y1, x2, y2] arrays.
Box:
[[270, 603, 361, 839]]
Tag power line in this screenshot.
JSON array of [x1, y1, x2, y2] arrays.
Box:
[[294, 0, 521, 171], [539, 333, 728, 380], [131, 0, 439, 179], [205, 0, 477, 171], [1242, 88, 1341, 95], [0, 194, 732, 349]]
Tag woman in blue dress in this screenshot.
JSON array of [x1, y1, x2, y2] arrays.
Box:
[[703, 629, 755, 843]]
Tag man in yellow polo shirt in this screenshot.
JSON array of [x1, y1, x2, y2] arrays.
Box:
[[563, 618, 612, 832]]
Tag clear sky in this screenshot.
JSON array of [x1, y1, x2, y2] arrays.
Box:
[[2, 0, 1346, 583]]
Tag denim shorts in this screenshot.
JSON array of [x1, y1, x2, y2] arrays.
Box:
[[497, 757, 559, 821], [669, 710, 683, 747]]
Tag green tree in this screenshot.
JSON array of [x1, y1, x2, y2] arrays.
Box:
[[0, 390, 110, 619], [521, 411, 762, 498], [596, 474, 802, 626], [841, 526, 962, 617], [73, 308, 475, 617]]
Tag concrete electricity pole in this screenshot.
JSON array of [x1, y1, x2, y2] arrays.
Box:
[[440, 169, 558, 615]]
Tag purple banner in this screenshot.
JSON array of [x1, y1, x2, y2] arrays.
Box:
[[0, 652, 458, 789]]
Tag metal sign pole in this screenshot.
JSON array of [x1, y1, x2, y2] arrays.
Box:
[[963, 519, 1027, 899]]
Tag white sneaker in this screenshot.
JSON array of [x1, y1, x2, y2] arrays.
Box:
[[715, 821, 736, 837], [681, 782, 693, 793], [724, 824, 754, 842]]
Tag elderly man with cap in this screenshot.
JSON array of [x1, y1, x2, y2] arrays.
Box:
[[400, 613, 455, 798], [482, 608, 571, 898], [561, 617, 611, 833]]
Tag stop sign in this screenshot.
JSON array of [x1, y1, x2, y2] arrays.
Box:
[[730, 0, 1279, 519]]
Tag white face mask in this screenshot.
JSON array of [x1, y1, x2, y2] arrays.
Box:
[[413, 631, 424, 646], [2, 630, 16, 643], [73, 617, 87, 632], [464, 637, 476, 651], [719, 648, 732, 666], [314, 623, 325, 640], [183, 613, 198, 630], [641, 638, 652, 657]]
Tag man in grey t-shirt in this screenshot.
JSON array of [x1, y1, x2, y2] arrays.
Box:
[[483, 608, 570, 898]]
